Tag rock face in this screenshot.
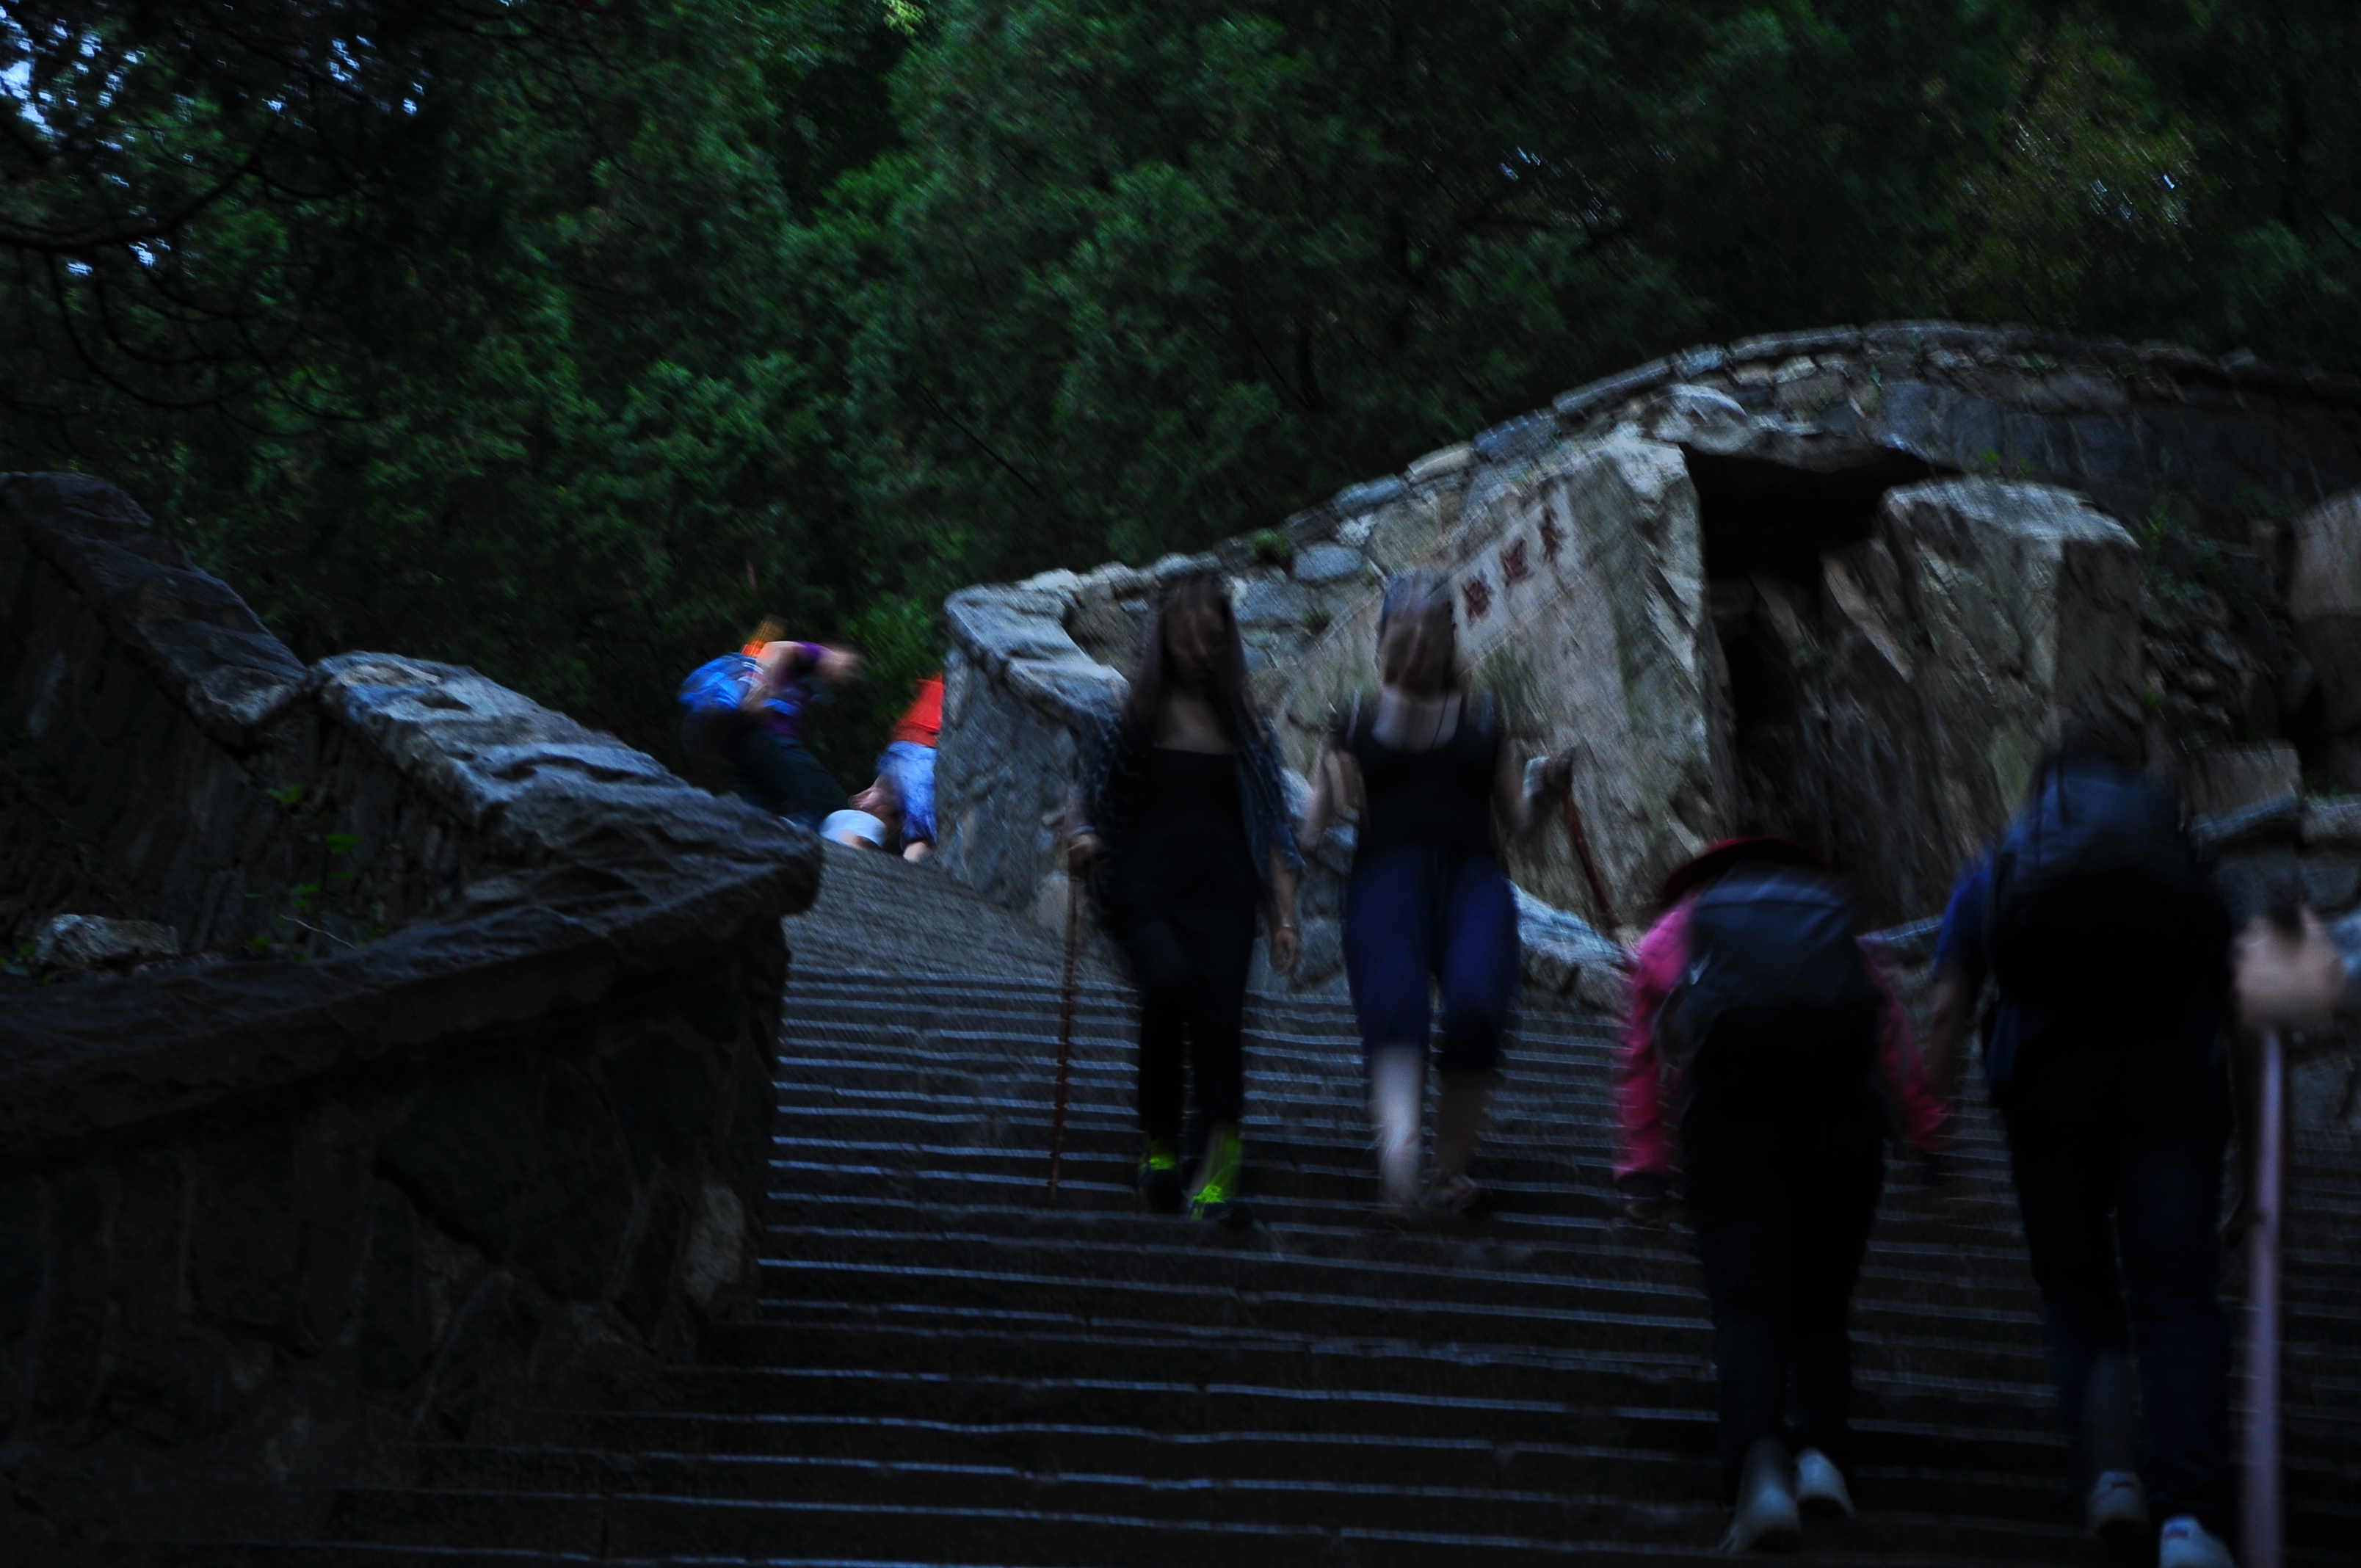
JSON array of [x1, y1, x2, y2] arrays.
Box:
[[939, 323, 2361, 933], [2291, 491, 2361, 736], [1803, 481, 2145, 918], [1280, 429, 1730, 927], [0, 473, 821, 1552]]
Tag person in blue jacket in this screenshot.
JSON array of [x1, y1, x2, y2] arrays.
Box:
[[1926, 737, 2235, 1568]]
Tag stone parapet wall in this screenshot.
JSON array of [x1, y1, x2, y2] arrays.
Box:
[[0, 473, 821, 1551], [937, 322, 2361, 943]]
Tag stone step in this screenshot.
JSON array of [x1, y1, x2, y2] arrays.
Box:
[[747, 1229, 2058, 1335], [368, 1442, 2108, 1536], [752, 1197, 2057, 1297], [759, 1142, 2060, 1249], [630, 1351, 2081, 1459], [284, 1471, 2108, 1564]]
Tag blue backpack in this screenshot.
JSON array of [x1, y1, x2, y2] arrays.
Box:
[[1984, 757, 2216, 1015], [678, 653, 760, 760], [1666, 865, 1882, 1087]]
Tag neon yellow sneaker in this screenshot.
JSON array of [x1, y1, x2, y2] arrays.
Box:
[[1189, 1128, 1251, 1227], [1138, 1136, 1183, 1213]]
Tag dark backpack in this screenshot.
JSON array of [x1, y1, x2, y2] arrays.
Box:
[[1984, 758, 2216, 1015], [1663, 866, 1883, 1086], [678, 653, 760, 761]]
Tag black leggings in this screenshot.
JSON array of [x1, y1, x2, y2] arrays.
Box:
[[1124, 912, 1252, 1139], [1683, 1064, 1885, 1498], [728, 726, 846, 827]]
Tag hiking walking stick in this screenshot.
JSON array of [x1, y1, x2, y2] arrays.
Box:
[[1046, 868, 1084, 1206], [2242, 1028, 2285, 1568], [1559, 789, 1620, 937]]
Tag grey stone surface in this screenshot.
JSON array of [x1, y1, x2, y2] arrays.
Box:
[[1513, 886, 1630, 1013], [2193, 794, 2304, 856], [2290, 490, 2361, 730], [1810, 481, 2145, 919], [2304, 796, 2361, 846], [1292, 542, 1363, 585], [29, 914, 180, 973], [2183, 744, 2302, 818]]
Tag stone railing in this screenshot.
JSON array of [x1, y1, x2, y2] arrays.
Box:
[[935, 322, 2361, 945], [0, 474, 821, 1550]]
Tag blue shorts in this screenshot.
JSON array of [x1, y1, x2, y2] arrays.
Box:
[[1343, 847, 1520, 1073], [880, 740, 937, 843]]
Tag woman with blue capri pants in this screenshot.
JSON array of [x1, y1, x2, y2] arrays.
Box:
[[1300, 570, 1573, 1220]]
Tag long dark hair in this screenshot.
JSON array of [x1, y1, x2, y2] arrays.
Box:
[[1123, 574, 1260, 741]]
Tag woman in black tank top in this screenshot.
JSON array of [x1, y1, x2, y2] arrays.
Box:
[[1069, 577, 1303, 1224], [1301, 570, 1575, 1220]]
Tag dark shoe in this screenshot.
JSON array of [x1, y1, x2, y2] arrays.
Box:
[[1138, 1137, 1183, 1214], [1422, 1171, 1493, 1222]]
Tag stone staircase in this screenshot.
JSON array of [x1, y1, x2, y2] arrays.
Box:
[[70, 846, 2361, 1565]]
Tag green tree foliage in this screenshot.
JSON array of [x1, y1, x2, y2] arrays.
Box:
[[2, 1, 2357, 785]]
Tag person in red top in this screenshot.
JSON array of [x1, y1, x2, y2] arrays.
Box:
[[852, 672, 943, 862], [1616, 837, 1948, 1553]]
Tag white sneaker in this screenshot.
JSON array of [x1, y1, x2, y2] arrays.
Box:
[[2158, 1514, 2234, 1568], [1724, 1466, 1802, 1553], [2086, 1470, 2147, 1545], [1794, 1448, 1855, 1519]]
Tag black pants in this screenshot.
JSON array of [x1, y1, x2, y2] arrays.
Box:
[[1125, 913, 1252, 1139], [1683, 1052, 1885, 1499], [728, 726, 846, 827], [2001, 1039, 2233, 1533]]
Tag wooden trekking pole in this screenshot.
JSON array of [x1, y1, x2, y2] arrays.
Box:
[[2242, 1028, 2285, 1568], [1046, 868, 1084, 1206], [1559, 788, 1620, 937]]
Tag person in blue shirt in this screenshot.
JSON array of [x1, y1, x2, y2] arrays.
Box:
[[1927, 747, 2237, 1568]]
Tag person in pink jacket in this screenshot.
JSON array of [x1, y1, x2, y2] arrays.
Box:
[[1614, 838, 1949, 1553]]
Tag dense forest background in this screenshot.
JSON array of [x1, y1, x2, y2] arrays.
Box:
[[4, 1, 2357, 781]]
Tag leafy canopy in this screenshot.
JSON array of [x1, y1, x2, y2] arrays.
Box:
[[3, 0, 2356, 781]]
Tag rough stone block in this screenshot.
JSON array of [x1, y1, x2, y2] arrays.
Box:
[[1281, 429, 1724, 923], [508, 1064, 637, 1303], [1406, 443, 1473, 482], [29, 915, 180, 973], [1291, 542, 1363, 585], [2183, 744, 2302, 817], [105, 1147, 223, 1442], [2301, 854, 2361, 915], [604, 1031, 720, 1183], [353, 1185, 429, 1398], [0, 1177, 43, 1349], [617, 1184, 690, 1337], [2289, 490, 2361, 728], [31, 1169, 110, 1425], [1817, 480, 2147, 910], [190, 1127, 301, 1334], [380, 1059, 542, 1258], [1330, 477, 1406, 515], [416, 1271, 542, 1441], [2303, 796, 2361, 846]]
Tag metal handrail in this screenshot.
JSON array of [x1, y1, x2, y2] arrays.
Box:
[[2242, 1028, 2284, 1568]]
